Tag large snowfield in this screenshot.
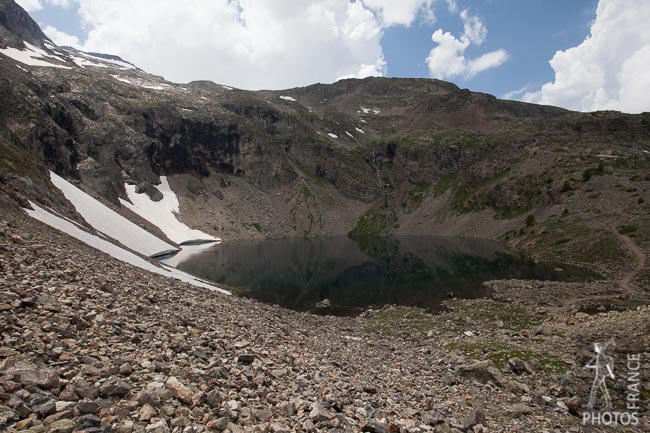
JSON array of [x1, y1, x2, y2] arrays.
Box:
[[49, 172, 175, 257], [119, 176, 219, 245], [24, 202, 229, 294]]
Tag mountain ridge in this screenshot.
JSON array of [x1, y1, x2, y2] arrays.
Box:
[[1, 0, 649, 279]]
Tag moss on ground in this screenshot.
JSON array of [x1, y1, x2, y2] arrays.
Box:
[[446, 341, 568, 374], [362, 307, 438, 336], [444, 299, 544, 331]]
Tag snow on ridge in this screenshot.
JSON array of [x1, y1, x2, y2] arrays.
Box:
[[279, 95, 297, 102], [71, 56, 107, 69], [328, 133, 338, 139], [110, 74, 132, 84], [110, 74, 168, 91], [23, 42, 66, 62], [0, 42, 72, 69], [222, 85, 233, 91], [24, 202, 228, 294], [141, 84, 167, 91], [120, 176, 219, 245], [83, 53, 135, 70], [49, 171, 174, 257]]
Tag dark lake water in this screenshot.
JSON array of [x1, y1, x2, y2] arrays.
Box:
[[167, 236, 593, 315]]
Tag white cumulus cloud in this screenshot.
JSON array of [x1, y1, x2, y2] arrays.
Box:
[[15, 0, 43, 12], [42, 25, 81, 48], [523, 0, 650, 113], [60, 0, 399, 89], [362, 0, 435, 27], [426, 9, 508, 80], [16, 0, 72, 12]]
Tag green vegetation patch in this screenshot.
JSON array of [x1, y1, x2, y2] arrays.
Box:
[[243, 222, 265, 233], [445, 299, 544, 331], [446, 341, 568, 374], [0, 140, 42, 178], [432, 172, 458, 197], [363, 307, 438, 336], [349, 207, 387, 237]]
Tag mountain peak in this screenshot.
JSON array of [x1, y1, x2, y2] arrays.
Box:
[[0, 0, 49, 47]]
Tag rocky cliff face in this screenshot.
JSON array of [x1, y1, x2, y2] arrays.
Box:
[[1, 0, 650, 273]]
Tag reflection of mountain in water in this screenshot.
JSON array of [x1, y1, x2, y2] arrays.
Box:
[[171, 236, 585, 315]]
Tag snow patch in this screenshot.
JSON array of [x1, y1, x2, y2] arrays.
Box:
[[279, 95, 297, 102], [85, 54, 135, 70], [222, 85, 233, 90], [24, 42, 66, 62], [71, 56, 107, 69], [109, 74, 168, 91], [355, 127, 365, 134], [345, 131, 353, 138], [49, 171, 174, 257], [110, 74, 132, 84], [141, 84, 167, 91], [328, 133, 338, 139], [24, 202, 228, 294], [0, 42, 72, 69], [360, 119, 367, 123], [360, 107, 380, 115], [120, 176, 218, 245]]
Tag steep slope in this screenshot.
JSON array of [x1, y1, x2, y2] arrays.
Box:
[[1, 0, 650, 278]]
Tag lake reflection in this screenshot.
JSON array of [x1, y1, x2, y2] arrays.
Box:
[[165, 236, 585, 315]]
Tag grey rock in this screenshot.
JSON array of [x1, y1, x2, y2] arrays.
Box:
[[33, 399, 56, 416], [99, 377, 131, 398], [425, 410, 447, 426], [76, 400, 100, 414], [309, 402, 332, 423], [315, 299, 331, 309], [508, 357, 534, 375], [506, 404, 533, 418], [362, 419, 389, 433], [76, 414, 101, 429], [145, 419, 170, 433], [133, 390, 162, 408], [49, 419, 76, 433], [462, 409, 485, 430], [456, 360, 505, 386]]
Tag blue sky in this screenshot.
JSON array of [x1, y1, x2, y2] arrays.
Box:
[[382, 0, 597, 97], [15, 0, 650, 112]]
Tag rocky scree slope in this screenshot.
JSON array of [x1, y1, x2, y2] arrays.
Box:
[[1, 200, 649, 433], [0, 0, 650, 274]]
